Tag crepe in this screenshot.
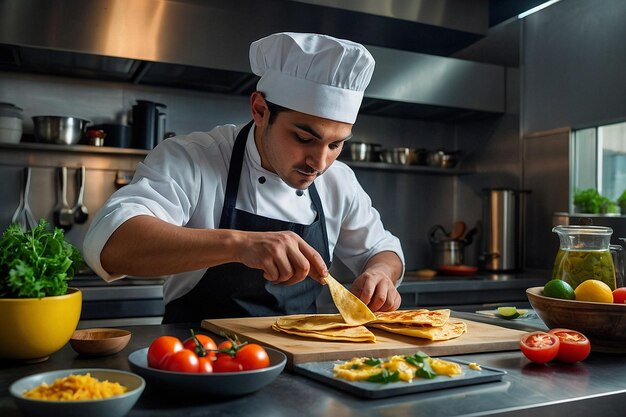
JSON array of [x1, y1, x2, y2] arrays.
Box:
[[323, 273, 376, 326], [368, 320, 467, 341], [373, 309, 451, 327], [275, 314, 350, 331], [271, 323, 376, 343]]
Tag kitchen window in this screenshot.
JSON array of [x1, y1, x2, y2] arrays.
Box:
[[571, 121, 626, 213]]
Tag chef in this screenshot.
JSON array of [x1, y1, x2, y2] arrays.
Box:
[[83, 32, 405, 323]]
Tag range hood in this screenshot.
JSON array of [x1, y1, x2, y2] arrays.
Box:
[[0, 0, 504, 121]]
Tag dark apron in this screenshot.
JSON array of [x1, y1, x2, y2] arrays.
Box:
[[163, 121, 331, 323]]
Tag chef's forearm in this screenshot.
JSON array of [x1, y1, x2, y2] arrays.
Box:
[[100, 215, 243, 276], [363, 251, 404, 284]]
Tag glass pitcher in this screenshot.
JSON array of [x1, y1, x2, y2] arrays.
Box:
[[552, 225, 624, 290]]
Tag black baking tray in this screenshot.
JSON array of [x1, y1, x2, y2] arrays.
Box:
[[294, 357, 506, 399]]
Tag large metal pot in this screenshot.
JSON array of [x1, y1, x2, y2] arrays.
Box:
[[32, 116, 90, 145]]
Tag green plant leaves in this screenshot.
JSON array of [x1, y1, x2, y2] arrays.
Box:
[[0, 220, 83, 298]]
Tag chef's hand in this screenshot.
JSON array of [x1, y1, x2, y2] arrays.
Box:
[[351, 272, 401, 312], [236, 231, 328, 285], [350, 251, 403, 312]]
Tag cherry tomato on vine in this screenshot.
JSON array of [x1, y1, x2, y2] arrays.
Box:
[[236, 343, 270, 370], [548, 328, 591, 363], [183, 333, 217, 360], [148, 336, 183, 368], [520, 331, 560, 364], [213, 354, 243, 373], [161, 349, 200, 372], [197, 356, 214, 373]]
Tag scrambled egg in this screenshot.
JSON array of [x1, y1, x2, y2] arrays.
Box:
[[333, 354, 462, 383]]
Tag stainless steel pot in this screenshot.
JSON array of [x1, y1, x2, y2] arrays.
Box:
[[349, 141, 380, 161], [32, 116, 90, 145]]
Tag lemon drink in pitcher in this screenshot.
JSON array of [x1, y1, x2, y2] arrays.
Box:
[[552, 225, 622, 290]]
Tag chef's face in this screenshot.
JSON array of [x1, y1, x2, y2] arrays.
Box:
[[252, 94, 353, 190]]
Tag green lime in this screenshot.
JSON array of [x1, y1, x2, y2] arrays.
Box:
[[543, 279, 575, 300], [497, 306, 523, 319]]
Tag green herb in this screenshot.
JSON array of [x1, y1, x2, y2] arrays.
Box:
[[363, 358, 382, 366], [404, 351, 437, 379], [366, 369, 400, 384], [573, 188, 618, 214], [0, 220, 83, 298]]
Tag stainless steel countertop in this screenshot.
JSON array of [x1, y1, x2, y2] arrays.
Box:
[[2, 320, 625, 417]]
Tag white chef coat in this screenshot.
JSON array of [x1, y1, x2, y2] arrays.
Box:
[[83, 123, 405, 304]]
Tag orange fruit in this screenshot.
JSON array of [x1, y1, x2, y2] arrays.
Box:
[[574, 279, 614, 303]]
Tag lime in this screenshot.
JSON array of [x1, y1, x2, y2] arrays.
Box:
[[574, 279, 613, 303], [543, 279, 575, 300], [496, 306, 527, 319]]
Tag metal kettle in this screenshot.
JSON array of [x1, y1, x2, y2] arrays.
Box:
[[131, 100, 167, 149]]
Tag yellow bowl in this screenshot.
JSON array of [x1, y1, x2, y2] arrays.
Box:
[[526, 286, 626, 353], [0, 288, 82, 361]]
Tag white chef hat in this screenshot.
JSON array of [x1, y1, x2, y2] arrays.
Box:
[[249, 32, 375, 124]]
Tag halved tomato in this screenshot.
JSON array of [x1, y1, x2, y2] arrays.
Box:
[[548, 328, 591, 363], [520, 331, 560, 364]]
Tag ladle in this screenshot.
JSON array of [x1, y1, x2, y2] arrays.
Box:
[[73, 165, 89, 224], [54, 166, 73, 230]]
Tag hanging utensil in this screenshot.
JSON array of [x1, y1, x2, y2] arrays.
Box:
[[11, 167, 37, 231], [73, 165, 89, 224], [54, 166, 73, 231]]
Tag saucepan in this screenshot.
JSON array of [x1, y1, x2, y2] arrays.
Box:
[[349, 141, 381, 161]]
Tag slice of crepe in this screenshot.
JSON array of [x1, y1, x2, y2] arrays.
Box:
[[368, 320, 467, 341], [323, 273, 376, 326], [373, 309, 451, 327], [271, 323, 376, 343], [275, 314, 350, 331]]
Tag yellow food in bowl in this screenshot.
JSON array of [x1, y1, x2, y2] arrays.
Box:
[[0, 288, 82, 361], [23, 373, 127, 401]]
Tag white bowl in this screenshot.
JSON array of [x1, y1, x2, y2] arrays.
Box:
[[0, 126, 22, 143], [10, 368, 145, 417]]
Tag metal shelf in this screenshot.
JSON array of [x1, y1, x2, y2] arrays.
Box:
[[341, 160, 472, 175]]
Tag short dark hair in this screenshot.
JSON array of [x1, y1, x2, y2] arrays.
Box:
[[265, 100, 290, 124]]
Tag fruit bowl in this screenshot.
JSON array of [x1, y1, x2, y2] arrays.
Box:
[[526, 286, 626, 352]]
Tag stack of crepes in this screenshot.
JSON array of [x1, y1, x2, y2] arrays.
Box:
[[271, 274, 467, 343]]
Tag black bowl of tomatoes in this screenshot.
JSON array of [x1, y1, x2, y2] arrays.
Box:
[[127, 332, 286, 397]]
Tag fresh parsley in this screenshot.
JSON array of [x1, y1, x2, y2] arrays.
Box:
[[0, 220, 83, 298], [404, 351, 437, 379], [366, 368, 400, 384]]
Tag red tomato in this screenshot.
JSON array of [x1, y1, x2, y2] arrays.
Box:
[[548, 328, 591, 363], [161, 349, 200, 373], [217, 340, 234, 358], [148, 336, 183, 368], [613, 287, 626, 304], [520, 331, 560, 364], [235, 343, 270, 370], [197, 356, 214, 373], [183, 334, 217, 360], [213, 355, 243, 373]]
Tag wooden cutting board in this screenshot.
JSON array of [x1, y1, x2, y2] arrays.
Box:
[[201, 316, 526, 368]]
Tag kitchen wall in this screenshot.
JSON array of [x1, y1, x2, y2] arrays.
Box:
[[520, 0, 626, 269], [0, 70, 486, 273]]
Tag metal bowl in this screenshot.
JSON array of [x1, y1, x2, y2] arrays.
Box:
[[426, 150, 460, 168], [32, 116, 90, 145], [349, 141, 380, 161]]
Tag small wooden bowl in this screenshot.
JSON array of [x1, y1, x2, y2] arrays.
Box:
[[527, 287, 626, 353], [70, 328, 132, 357]]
